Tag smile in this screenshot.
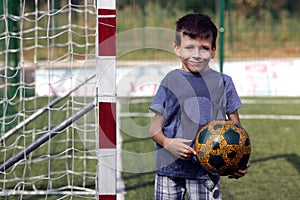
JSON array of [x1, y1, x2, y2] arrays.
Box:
[[189, 61, 206, 65]]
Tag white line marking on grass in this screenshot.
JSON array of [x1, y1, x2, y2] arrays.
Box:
[[120, 113, 300, 120], [120, 112, 154, 118], [240, 115, 300, 120], [242, 99, 300, 104]]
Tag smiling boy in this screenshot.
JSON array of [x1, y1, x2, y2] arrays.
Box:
[[149, 13, 250, 199]]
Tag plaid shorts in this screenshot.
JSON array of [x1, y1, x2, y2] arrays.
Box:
[[155, 174, 222, 200]]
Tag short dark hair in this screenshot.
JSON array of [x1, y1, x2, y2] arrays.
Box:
[[175, 13, 218, 48]]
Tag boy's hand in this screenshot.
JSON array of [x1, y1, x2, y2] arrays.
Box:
[[164, 138, 197, 160], [228, 161, 251, 179]]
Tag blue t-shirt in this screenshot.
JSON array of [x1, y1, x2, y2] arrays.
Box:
[[149, 68, 243, 179]]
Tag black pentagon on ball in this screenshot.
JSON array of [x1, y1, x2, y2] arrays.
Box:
[[197, 128, 211, 144], [213, 123, 223, 130], [227, 151, 237, 159], [208, 154, 226, 170], [212, 140, 220, 150], [223, 128, 240, 145], [238, 154, 250, 169]]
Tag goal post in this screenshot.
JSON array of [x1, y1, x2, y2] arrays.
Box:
[[96, 0, 117, 199]]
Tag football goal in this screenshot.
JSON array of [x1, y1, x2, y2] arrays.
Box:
[[0, 0, 114, 199]]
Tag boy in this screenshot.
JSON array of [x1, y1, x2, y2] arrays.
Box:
[[149, 13, 250, 199]]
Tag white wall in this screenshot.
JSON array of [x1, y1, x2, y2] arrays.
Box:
[[35, 58, 300, 97]]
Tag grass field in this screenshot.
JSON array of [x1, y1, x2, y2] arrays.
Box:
[[119, 97, 300, 200], [0, 97, 98, 200], [1, 96, 300, 199]]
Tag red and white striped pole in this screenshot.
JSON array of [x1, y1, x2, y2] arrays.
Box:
[[96, 0, 117, 200]]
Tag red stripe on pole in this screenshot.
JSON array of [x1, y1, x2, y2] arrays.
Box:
[[98, 9, 116, 56], [98, 9, 116, 15], [99, 102, 116, 148], [99, 195, 116, 200]]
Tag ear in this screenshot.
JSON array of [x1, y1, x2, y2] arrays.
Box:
[[211, 47, 216, 58], [173, 43, 181, 58]]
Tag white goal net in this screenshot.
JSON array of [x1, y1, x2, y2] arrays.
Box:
[[0, 0, 99, 199]]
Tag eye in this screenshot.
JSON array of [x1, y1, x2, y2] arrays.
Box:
[[185, 46, 193, 50], [201, 46, 211, 51]]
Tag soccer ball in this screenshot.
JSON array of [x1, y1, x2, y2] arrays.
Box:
[[194, 120, 251, 176]]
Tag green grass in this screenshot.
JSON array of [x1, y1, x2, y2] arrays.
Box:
[[119, 97, 300, 200], [1, 97, 300, 199]]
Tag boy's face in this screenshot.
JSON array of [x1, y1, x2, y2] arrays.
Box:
[[174, 32, 216, 73]]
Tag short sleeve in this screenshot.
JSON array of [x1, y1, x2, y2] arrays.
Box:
[[224, 75, 243, 114], [149, 84, 167, 117]]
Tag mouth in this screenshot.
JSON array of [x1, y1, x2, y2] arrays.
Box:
[[189, 61, 206, 67]]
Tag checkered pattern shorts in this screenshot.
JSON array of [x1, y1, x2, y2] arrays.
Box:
[[155, 174, 222, 200]]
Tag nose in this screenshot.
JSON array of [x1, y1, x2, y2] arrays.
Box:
[[193, 47, 211, 59], [192, 48, 202, 58]]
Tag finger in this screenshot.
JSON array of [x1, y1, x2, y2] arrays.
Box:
[[180, 148, 193, 160], [181, 139, 193, 144], [182, 147, 192, 155], [238, 167, 249, 174], [240, 162, 250, 171], [228, 168, 248, 179], [246, 161, 251, 168], [178, 140, 194, 151], [228, 173, 242, 179], [186, 146, 196, 155]]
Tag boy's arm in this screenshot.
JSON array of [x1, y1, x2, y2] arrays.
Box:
[[227, 109, 251, 179], [227, 110, 241, 125], [149, 113, 196, 160], [149, 113, 169, 147]]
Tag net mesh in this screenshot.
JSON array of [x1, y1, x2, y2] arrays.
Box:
[[0, 0, 98, 199]]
